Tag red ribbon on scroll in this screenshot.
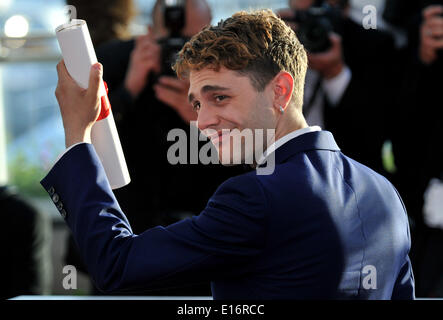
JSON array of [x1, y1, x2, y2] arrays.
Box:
[[98, 81, 111, 121]]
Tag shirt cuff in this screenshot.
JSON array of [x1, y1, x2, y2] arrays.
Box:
[[322, 65, 352, 106], [49, 142, 90, 172]]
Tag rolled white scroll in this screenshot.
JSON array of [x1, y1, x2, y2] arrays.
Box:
[[55, 19, 130, 189]]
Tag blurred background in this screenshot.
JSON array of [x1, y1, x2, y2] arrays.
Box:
[[1, 0, 442, 299]]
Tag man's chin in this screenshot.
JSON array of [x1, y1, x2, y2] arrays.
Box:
[[215, 146, 232, 166], [216, 151, 231, 166], [220, 162, 238, 167], [216, 148, 247, 166]]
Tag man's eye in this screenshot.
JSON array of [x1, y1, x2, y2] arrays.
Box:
[[193, 101, 201, 111], [215, 95, 227, 102]]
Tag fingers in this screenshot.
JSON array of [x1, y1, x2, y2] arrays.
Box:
[[307, 33, 344, 78], [422, 15, 443, 34], [429, 28, 443, 38], [135, 33, 159, 51], [423, 5, 443, 20], [57, 62, 102, 96], [420, 6, 443, 64], [135, 33, 148, 46], [136, 48, 160, 64], [55, 60, 80, 100], [424, 17, 443, 30], [277, 8, 294, 19], [329, 32, 342, 44], [154, 84, 175, 101], [307, 53, 322, 66], [56, 60, 65, 78], [154, 83, 197, 123], [132, 38, 161, 70], [421, 16, 443, 49], [422, 5, 443, 38], [86, 63, 103, 100], [308, 33, 341, 59], [157, 76, 189, 92], [138, 52, 161, 74], [423, 36, 443, 49], [154, 84, 183, 108], [147, 25, 155, 40], [308, 47, 333, 62], [137, 40, 159, 53], [56, 60, 74, 85], [154, 81, 190, 111]]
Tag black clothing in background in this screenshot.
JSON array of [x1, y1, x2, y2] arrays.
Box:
[[383, 0, 442, 30], [387, 0, 443, 297], [0, 186, 52, 299], [393, 53, 443, 298], [321, 18, 397, 176]]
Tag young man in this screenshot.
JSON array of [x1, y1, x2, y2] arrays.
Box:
[[42, 10, 414, 299]]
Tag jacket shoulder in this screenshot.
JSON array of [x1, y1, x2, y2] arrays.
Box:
[[211, 171, 269, 208]]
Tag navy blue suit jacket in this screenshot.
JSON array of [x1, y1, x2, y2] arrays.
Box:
[[41, 131, 414, 299]]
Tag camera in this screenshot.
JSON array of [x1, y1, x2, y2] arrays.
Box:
[[157, 0, 189, 76], [283, 0, 344, 53]]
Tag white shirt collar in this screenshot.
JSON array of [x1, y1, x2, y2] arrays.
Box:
[[257, 126, 322, 165]]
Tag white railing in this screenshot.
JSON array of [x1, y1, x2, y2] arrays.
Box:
[[0, 33, 61, 62]]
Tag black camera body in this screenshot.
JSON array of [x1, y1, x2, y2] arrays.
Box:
[[292, 1, 343, 53], [157, 36, 188, 77], [157, 0, 189, 76]]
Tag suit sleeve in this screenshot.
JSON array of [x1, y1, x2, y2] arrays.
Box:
[[391, 185, 415, 300], [40, 143, 267, 294], [391, 256, 415, 300]]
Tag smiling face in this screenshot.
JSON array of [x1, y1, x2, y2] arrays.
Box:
[[188, 67, 277, 164], [175, 10, 309, 164]]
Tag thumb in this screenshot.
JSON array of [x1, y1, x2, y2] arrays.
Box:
[[330, 33, 341, 46], [423, 5, 443, 20], [86, 63, 103, 99], [147, 25, 155, 39]]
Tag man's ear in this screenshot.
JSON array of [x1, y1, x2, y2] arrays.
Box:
[[272, 71, 294, 113]]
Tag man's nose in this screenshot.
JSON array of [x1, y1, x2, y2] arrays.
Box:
[[196, 104, 219, 132]]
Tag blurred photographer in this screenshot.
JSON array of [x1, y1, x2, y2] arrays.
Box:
[[279, 0, 397, 175], [385, 0, 443, 297], [102, 0, 209, 123]]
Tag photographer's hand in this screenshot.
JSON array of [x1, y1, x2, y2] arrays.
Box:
[[124, 27, 161, 98], [419, 5, 443, 65], [55, 60, 102, 148], [307, 33, 344, 80], [154, 76, 197, 123]]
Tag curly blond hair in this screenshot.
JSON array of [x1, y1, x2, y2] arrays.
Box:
[[173, 9, 307, 109]]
